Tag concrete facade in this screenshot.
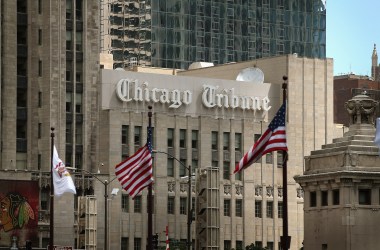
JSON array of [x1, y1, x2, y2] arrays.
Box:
[[96, 55, 335, 250], [295, 94, 380, 250]]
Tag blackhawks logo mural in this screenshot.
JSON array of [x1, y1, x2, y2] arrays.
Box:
[[0, 180, 38, 247]]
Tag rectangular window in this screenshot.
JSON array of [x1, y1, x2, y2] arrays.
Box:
[[310, 191, 317, 207], [134, 126, 142, 146], [75, 93, 82, 113], [179, 159, 186, 177], [224, 199, 231, 216], [38, 0, 42, 14], [40, 188, 49, 210], [180, 197, 187, 215], [134, 196, 141, 213], [38, 29, 42, 45], [277, 151, 284, 167], [38, 91, 42, 107], [191, 130, 198, 149], [254, 134, 261, 142], [359, 189, 371, 205], [266, 201, 273, 218], [167, 158, 174, 177], [266, 152, 273, 164], [168, 197, 175, 214], [255, 200, 262, 218], [278, 201, 283, 218], [235, 163, 242, 181], [236, 199, 242, 217], [223, 132, 230, 151], [211, 131, 218, 150], [224, 240, 231, 250], [179, 129, 186, 148], [192, 160, 198, 175], [321, 191, 328, 206], [167, 128, 174, 148], [121, 194, 129, 213], [122, 125, 129, 144], [236, 241, 243, 250], [333, 189, 340, 205], [38, 154, 41, 170], [121, 237, 129, 250], [235, 133, 242, 152], [267, 242, 274, 250], [133, 238, 141, 250], [223, 161, 230, 179], [38, 123, 42, 138], [38, 60, 42, 76]]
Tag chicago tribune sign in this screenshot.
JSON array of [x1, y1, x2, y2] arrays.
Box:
[[116, 78, 271, 111]]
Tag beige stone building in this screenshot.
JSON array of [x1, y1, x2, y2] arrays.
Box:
[[96, 54, 335, 250]]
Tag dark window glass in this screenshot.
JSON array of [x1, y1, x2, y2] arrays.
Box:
[[122, 194, 129, 212], [167, 128, 174, 147], [224, 199, 231, 216], [134, 196, 141, 213], [236, 199, 242, 217], [266, 201, 273, 218], [278, 201, 283, 218], [255, 200, 262, 218], [359, 189, 371, 205], [332, 189, 340, 205], [310, 191, 317, 207], [321, 191, 328, 206], [168, 197, 175, 214]]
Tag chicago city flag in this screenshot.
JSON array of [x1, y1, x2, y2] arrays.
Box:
[[234, 102, 288, 173], [52, 145, 77, 196]]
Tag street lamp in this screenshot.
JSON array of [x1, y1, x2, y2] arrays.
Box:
[[152, 150, 192, 250], [70, 168, 117, 250]]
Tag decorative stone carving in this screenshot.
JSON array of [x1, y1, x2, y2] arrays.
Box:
[[278, 187, 283, 197], [345, 94, 378, 125], [168, 182, 175, 192], [297, 188, 304, 198], [236, 184, 243, 195], [224, 185, 231, 195], [266, 186, 274, 197], [255, 185, 262, 196], [180, 183, 187, 193]]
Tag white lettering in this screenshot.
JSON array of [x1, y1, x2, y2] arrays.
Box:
[[115, 78, 271, 112]]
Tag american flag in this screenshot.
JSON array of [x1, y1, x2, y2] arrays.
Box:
[[115, 126, 153, 198], [234, 103, 287, 173]]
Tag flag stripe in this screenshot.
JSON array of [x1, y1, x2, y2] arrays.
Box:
[[115, 125, 154, 199], [234, 103, 287, 173]]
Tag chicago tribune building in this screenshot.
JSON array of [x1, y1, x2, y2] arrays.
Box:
[[0, 50, 334, 249]]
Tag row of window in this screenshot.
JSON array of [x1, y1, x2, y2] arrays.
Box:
[[120, 237, 245, 250], [255, 200, 283, 219], [309, 188, 375, 207], [121, 195, 246, 218]]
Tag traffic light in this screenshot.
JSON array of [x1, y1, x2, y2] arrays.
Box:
[[152, 233, 159, 249]]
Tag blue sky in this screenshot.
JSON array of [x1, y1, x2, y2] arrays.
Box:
[[326, 1, 380, 76]]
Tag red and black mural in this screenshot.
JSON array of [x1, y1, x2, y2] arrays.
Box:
[[0, 180, 39, 247]]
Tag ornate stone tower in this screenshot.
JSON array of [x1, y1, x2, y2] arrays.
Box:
[[295, 94, 380, 250], [371, 44, 379, 81]]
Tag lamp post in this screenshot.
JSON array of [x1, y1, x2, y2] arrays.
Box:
[[152, 150, 192, 250], [72, 168, 117, 250]]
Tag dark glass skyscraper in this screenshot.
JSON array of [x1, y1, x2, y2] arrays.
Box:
[[104, 0, 326, 69]]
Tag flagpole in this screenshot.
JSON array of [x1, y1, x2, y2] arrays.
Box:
[[50, 127, 55, 250], [280, 76, 291, 250], [147, 106, 153, 250]]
